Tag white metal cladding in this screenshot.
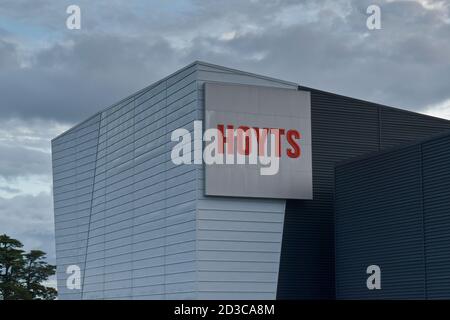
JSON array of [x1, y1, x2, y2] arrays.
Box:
[[52, 62, 297, 299], [52, 114, 101, 300], [195, 63, 296, 299], [53, 64, 199, 299]]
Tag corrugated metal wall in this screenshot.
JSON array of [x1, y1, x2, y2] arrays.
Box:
[[52, 114, 101, 300], [196, 63, 295, 299], [335, 145, 426, 299], [335, 132, 450, 299], [422, 134, 450, 298], [277, 88, 450, 299], [53, 64, 200, 299]]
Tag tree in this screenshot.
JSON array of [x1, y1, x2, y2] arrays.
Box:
[[22, 250, 57, 300], [0, 234, 56, 300], [0, 234, 25, 300]]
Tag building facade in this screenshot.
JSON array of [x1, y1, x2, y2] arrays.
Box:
[[52, 62, 450, 299]]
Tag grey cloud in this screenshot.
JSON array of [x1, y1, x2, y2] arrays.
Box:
[[0, 186, 21, 194], [184, 0, 450, 110], [0, 142, 51, 179], [0, 118, 63, 179], [0, 33, 181, 122], [0, 192, 55, 263], [0, 0, 449, 124], [0, 37, 19, 68]]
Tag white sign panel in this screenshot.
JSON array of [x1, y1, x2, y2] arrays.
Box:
[[204, 83, 313, 199]]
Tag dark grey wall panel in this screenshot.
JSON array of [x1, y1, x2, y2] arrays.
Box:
[[380, 107, 450, 148], [278, 90, 380, 299], [335, 131, 450, 299], [335, 145, 426, 299], [422, 134, 450, 299], [278, 87, 450, 299]]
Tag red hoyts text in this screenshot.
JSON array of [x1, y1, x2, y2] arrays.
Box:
[[216, 124, 301, 158]]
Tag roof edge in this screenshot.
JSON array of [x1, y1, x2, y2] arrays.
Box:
[[298, 85, 450, 125], [52, 61, 450, 142], [52, 61, 200, 142], [336, 128, 450, 168], [194, 60, 299, 87]]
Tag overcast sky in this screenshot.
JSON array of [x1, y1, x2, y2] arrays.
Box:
[[1, 0, 449, 267]]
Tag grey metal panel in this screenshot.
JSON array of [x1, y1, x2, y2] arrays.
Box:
[[196, 198, 285, 300], [335, 131, 450, 299], [422, 134, 450, 298], [52, 113, 101, 300], [380, 107, 450, 148], [335, 145, 426, 299], [53, 64, 199, 300], [278, 89, 381, 299]]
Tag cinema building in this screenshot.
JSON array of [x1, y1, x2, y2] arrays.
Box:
[[52, 61, 450, 299]]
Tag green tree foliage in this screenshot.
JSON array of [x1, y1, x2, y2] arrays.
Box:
[[0, 234, 56, 300]]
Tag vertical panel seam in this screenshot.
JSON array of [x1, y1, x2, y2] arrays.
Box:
[[164, 79, 168, 299], [333, 162, 338, 299], [378, 106, 382, 151], [131, 96, 136, 299], [81, 114, 102, 299], [419, 143, 428, 299], [196, 74, 201, 298]]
